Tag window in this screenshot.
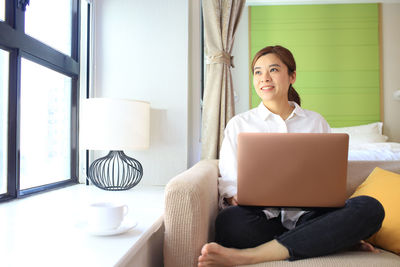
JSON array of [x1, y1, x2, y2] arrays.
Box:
[[0, 49, 7, 195], [0, 0, 80, 201], [0, 0, 4, 21]]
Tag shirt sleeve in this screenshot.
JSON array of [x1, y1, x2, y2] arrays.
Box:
[[316, 113, 331, 133], [322, 117, 331, 133], [218, 120, 238, 205]]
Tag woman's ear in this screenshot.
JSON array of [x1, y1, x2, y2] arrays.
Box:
[[290, 71, 296, 84]]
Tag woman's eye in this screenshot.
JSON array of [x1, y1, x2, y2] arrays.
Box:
[[254, 70, 261, 75], [270, 68, 278, 72]]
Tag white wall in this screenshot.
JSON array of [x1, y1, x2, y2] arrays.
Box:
[[232, 3, 400, 141], [92, 0, 190, 185]]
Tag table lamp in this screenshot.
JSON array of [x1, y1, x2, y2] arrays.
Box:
[[80, 98, 150, 190]]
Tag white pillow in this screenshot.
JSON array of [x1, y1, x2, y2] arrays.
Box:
[[349, 133, 388, 145], [332, 122, 388, 145], [331, 122, 383, 135]]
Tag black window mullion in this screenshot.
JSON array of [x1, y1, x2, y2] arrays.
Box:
[[71, 77, 79, 182], [0, 23, 79, 77], [5, 0, 14, 28], [19, 180, 77, 197], [85, 2, 91, 186], [6, 0, 25, 201], [1, 0, 20, 201], [71, 0, 80, 61], [21, 35, 79, 76], [0, 25, 79, 78], [71, 0, 80, 183], [6, 49, 20, 200], [14, 0, 25, 31]]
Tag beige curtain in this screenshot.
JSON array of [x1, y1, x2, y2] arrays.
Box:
[[201, 0, 245, 159]]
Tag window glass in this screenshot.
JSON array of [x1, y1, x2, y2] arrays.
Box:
[[25, 0, 72, 55], [20, 58, 71, 189], [0, 49, 8, 194], [0, 0, 4, 21]]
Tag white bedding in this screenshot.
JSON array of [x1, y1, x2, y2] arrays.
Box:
[[331, 122, 400, 161], [348, 142, 400, 161]]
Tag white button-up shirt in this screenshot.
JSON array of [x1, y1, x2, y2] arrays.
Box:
[[218, 101, 331, 229]]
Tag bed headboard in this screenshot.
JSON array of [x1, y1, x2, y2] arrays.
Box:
[[249, 4, 381, 128]]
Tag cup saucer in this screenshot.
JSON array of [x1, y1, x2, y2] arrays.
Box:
[[87, 219, 138, 236]]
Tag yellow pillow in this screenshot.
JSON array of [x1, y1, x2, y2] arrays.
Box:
[[351, 167, 400, 255]]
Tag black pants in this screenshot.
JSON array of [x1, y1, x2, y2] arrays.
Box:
[[215, 196, 384, 260]]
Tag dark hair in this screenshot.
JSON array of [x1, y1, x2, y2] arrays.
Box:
[[251, 45, 301, 106]]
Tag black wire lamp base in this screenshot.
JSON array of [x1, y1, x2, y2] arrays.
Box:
[[88, 150, 143, 191]]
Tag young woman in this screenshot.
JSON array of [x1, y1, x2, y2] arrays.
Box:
[[198, 45, 384, 267]]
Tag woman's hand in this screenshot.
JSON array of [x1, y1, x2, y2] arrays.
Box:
[[225, 195, 238, 206]]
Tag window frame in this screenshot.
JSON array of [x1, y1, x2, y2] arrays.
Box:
[[0, 0, 81, 201]]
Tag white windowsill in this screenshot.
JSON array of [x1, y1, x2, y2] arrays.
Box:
[[0, 184, 165, 267]]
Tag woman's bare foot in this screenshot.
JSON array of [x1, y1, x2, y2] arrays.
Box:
[[198, 240, 289, 267], [356, 240, 381, 253], [198, 242, 252, 267]]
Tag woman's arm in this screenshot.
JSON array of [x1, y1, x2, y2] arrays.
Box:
[[218, 121, 240, 207]]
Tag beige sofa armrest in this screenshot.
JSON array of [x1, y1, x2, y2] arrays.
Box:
[[164, 159, 219, 267]]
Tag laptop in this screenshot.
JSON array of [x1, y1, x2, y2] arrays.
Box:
[[236, 133, 349, 208]]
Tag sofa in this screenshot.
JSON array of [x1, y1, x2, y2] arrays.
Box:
[[163, 159, 400, 267]]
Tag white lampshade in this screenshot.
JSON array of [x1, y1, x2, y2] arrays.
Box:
[[80, 98, 150, 151]]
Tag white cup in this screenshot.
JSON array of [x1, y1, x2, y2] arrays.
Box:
[[87, 202, 128, 231]]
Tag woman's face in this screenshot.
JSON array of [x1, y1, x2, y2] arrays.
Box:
[[253, 53, 296, 105]]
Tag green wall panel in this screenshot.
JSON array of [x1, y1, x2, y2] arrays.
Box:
[[250, 4, 380, 127]]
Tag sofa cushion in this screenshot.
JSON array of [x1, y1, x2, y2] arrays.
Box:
[[350, 167, 400, 255], [239, 250, 400, 266]]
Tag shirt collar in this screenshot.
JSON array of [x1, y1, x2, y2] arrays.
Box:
[[257, 101, 306, 120], [291, 101, 306, 118], [256, 102, 273, 120]]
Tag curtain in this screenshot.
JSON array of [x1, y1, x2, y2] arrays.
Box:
[[201, 0, 245, 159]]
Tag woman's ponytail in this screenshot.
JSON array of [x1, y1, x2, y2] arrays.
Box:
[[288, 85, 301, 106]]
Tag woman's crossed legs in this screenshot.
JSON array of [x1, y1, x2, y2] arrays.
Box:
[[198, 196, 384, 267]]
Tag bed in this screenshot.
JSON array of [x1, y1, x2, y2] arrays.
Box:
[[331, 122, 400, 161], [348, 142, 400, 161]]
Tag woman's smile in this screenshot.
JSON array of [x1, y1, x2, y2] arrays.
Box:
[[260, 85, 275, 92]]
